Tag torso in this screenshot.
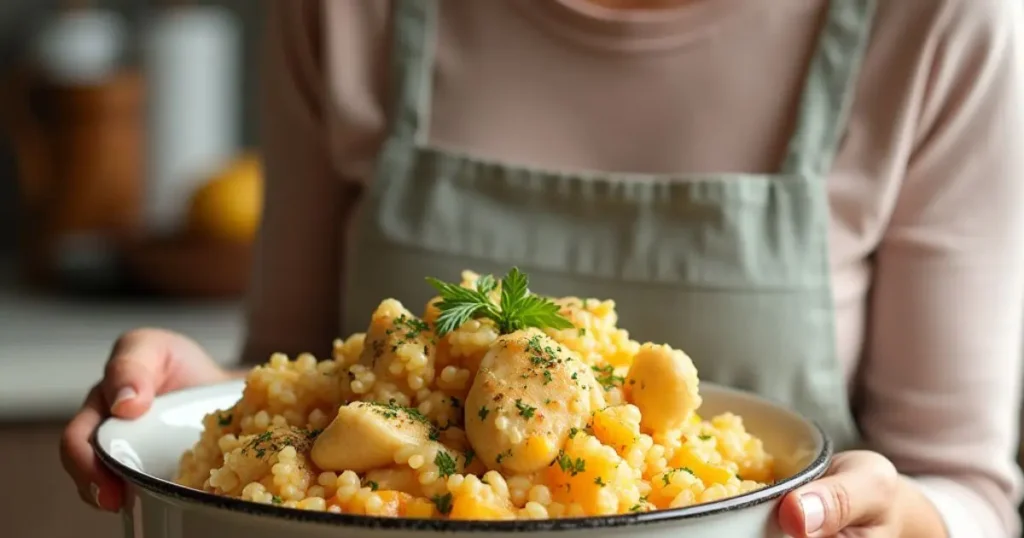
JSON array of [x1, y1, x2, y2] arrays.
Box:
[[323, 0, 945, 393]]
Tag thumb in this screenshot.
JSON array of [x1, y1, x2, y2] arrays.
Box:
[[778, 451, 897, 537], [101, 329, 172, 419]]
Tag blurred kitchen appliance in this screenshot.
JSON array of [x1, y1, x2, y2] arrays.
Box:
[[6, 6, 143, 291], [140, 3, 241, 237]]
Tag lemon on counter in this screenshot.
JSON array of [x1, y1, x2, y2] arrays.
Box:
[[186, 154, 263, 243]]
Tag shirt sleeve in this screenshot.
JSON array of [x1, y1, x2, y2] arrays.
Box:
[[910, 476, 1005, 538], [858, 1, 1024, 536], [240, 0, 347, 364]]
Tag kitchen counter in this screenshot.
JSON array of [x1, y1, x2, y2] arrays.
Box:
[[0, 273, 245, 421]]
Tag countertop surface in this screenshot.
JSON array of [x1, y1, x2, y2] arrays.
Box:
[[0, 268, 245, 421]]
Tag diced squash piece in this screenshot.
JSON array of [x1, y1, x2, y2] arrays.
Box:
[[591, 405, 641, 455], [374, 490, 413, 517], [363, 467, 424, 498], [625, 343, 701, 434], [670, 446, 736, 486], [545, 433, 628, 516], [522, 434, 556, 463], [448, 493, 515, 520], [327, 493, 360, 514], [405, 497, 438, 518]]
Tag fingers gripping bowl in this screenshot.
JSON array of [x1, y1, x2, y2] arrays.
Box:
[[95, 268, 832, 537]]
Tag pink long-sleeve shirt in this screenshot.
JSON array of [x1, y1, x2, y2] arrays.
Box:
[[244, 1, 1024, 535]]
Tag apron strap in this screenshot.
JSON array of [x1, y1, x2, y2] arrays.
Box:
[[781, 0, 876, 177], [387, 0, 436, 145]]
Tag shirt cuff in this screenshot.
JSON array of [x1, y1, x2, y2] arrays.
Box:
[[905, 475, 993, 538]]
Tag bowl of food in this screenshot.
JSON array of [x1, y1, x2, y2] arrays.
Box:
[[94, 268, 830, 538]]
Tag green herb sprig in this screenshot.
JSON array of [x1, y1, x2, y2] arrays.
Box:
[[426, 267, 574, 336]]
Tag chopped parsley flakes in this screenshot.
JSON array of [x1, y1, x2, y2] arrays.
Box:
[[434, 451, 458, 478], [662, 467, 696, 486], [555, 452, 586, 476], [243, 428, 317, 460], [526, 335, 544, 355], [515, 399, 536, 419], [365, 401, 430, 425], [362, 401, 439, 441], [394, 314, 431, 341], [591, 364, 625, 391]]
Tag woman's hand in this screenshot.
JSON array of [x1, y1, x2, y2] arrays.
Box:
[[59, 328, 233, 512], [777, 451, 948, 538]]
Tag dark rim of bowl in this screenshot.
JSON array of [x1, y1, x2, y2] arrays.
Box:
[[92, 386, 833, 533]]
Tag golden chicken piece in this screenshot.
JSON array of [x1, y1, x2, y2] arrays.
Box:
[[625, 343, 702, 433], [312, 401, 448, 472], [363, 467, 426, 497], [357, 299, 437, 394], [464, 330, 606, 474], [210, 426, 318, 496]]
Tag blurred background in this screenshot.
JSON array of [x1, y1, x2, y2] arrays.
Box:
[[0, 1, 262, 536]]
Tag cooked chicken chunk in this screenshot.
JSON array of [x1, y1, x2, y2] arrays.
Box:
[[312, 401, 440, 472], [464, 330, 606, 474], [357, 299, 437, 393], [210, 426, 318, 495], [363, 467, 426, 497]]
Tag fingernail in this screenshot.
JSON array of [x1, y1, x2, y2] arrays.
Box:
[[112, 387, 137, 410], [799, 492, 825, 534], [89, 482, 102, 508]]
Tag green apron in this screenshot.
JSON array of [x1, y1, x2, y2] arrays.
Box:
[[343, 0, 876, 453]]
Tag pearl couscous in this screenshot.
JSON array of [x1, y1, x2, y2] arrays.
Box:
[[175, 269, 776, 520]]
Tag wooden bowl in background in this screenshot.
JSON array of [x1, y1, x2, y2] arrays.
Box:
[[121, 235, 252, 300]]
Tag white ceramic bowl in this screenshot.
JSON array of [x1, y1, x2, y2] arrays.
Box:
[[94, 379, 830, 538]]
